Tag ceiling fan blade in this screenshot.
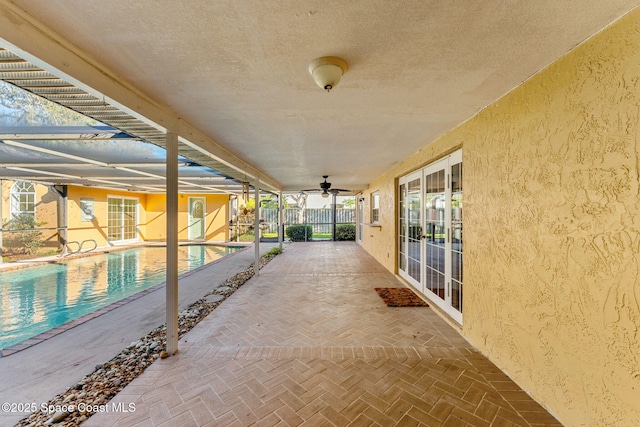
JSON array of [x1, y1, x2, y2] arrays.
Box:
[[301, 176, 351, 194]]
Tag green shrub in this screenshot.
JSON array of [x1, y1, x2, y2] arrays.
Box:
[[265, 247, 283, 257], [2, 213, 45, 255], [335, 224, 356, 241], [285, 225, 312, 242]]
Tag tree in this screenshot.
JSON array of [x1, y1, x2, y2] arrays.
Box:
[[0, 81, 99, 126], [342, 197, 355, 208], [287, 193, 308, 224], [2, 214, 46, 255], [258, 195, 285, 209]]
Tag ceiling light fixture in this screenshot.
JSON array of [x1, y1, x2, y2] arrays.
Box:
[[308, 56, 348, 92]]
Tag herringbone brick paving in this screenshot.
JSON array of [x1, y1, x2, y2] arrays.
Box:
[[86, 242, 562, 426]]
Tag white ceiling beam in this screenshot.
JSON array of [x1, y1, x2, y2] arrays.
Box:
[[0, 2, 282, 191], [3, 139, 110, 167], [0, 162, 226, 170], [0, 125, 135, 140], [6, 166, 138, 188], [1, 139, 230, 191]]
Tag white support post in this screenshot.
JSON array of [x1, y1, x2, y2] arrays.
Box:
[[254, 177, 260, 276], [55, 185, 68, 254], [332, 191, 337, 241], [278, 191, 283, 251], [166, 131, 179, 355], [0, 180, 3, 264]]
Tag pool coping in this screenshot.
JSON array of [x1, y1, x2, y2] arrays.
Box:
[[0, 244, 252, 357], [0, 241, 251, 272]]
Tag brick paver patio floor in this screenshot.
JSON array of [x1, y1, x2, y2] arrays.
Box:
[[86, 242, 561, 427]]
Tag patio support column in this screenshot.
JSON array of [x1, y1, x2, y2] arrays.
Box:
[[332, 191, 337, 241], [254, 177, 260, 276], [166, 131, 179, 355], [278, 191, 283, 250], [54, 185, 68, 253], [0, 180, 3, 264]]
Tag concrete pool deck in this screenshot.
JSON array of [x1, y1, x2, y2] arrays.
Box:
[[0, 243, 278, 427]]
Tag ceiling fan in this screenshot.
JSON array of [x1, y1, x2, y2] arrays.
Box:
[[303, 175, 350, 198]]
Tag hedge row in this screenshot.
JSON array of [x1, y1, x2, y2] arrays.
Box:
[[284, 224, 356, 241]]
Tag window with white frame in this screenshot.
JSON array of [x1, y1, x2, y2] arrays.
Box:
[[371, 192, 380, 223], [10, 181, 36, 220]]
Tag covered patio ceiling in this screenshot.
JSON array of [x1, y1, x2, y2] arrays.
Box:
[[0, 1, 639, 193]]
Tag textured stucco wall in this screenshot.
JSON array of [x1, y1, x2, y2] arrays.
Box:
[[144, 193, 229, 241], [67, 186, 148, 247], [361, 9, 640, 426], [1, 180, 61, 251]]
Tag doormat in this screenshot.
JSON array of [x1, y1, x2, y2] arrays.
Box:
[[374, 287, 429, 307]]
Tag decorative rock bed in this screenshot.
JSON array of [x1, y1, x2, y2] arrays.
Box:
[[17, 250, 280, 427]]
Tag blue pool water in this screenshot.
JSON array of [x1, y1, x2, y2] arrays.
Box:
[[0, 245, 242, 349]]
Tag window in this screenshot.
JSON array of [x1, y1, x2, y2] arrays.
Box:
[[10, 181, 36, 220], [371, 192, 380, 223]]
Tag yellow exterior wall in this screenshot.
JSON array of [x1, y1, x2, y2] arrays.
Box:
[[66, 186, 148, 247], [144, 193, 229, 242], [1, 180, 59, 251], [3, 182, 230, 253], [360, 9, 640, 426]]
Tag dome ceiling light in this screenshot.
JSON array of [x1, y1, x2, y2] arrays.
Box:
[[308, 56, 348, 92]]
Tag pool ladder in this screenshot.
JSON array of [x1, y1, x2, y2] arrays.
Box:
[[62, 239, 97, 257]]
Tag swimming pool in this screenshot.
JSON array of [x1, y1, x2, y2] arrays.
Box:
[[0, 245, 242, 349]]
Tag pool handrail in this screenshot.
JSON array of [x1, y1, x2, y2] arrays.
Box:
[[61, 239, 98, 257]]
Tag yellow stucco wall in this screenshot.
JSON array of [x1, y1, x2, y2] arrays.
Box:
[[360, 9, 640, 426], [67, 186, 148, 247], [3, 183, 230, 252], [1, 180, 59, 251], [144, 193, 229, 242]]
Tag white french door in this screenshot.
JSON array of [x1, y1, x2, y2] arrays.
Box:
[[399, 170, 423, 287], [107, 197, 139, 243], [398, 150, 463, 323]]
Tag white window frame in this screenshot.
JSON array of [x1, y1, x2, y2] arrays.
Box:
[[371, 192, 380, 224], [10, 181, 36, 220]]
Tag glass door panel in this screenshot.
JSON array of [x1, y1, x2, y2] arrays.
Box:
[[407, 177, 422, 284], [398, 171, 422, 288], [451, 161, 463, 313], [107, 198, 122, 242], [425, 169, 446, 300], [123, 199, 138, 240], [398, 183, 406, 273]]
